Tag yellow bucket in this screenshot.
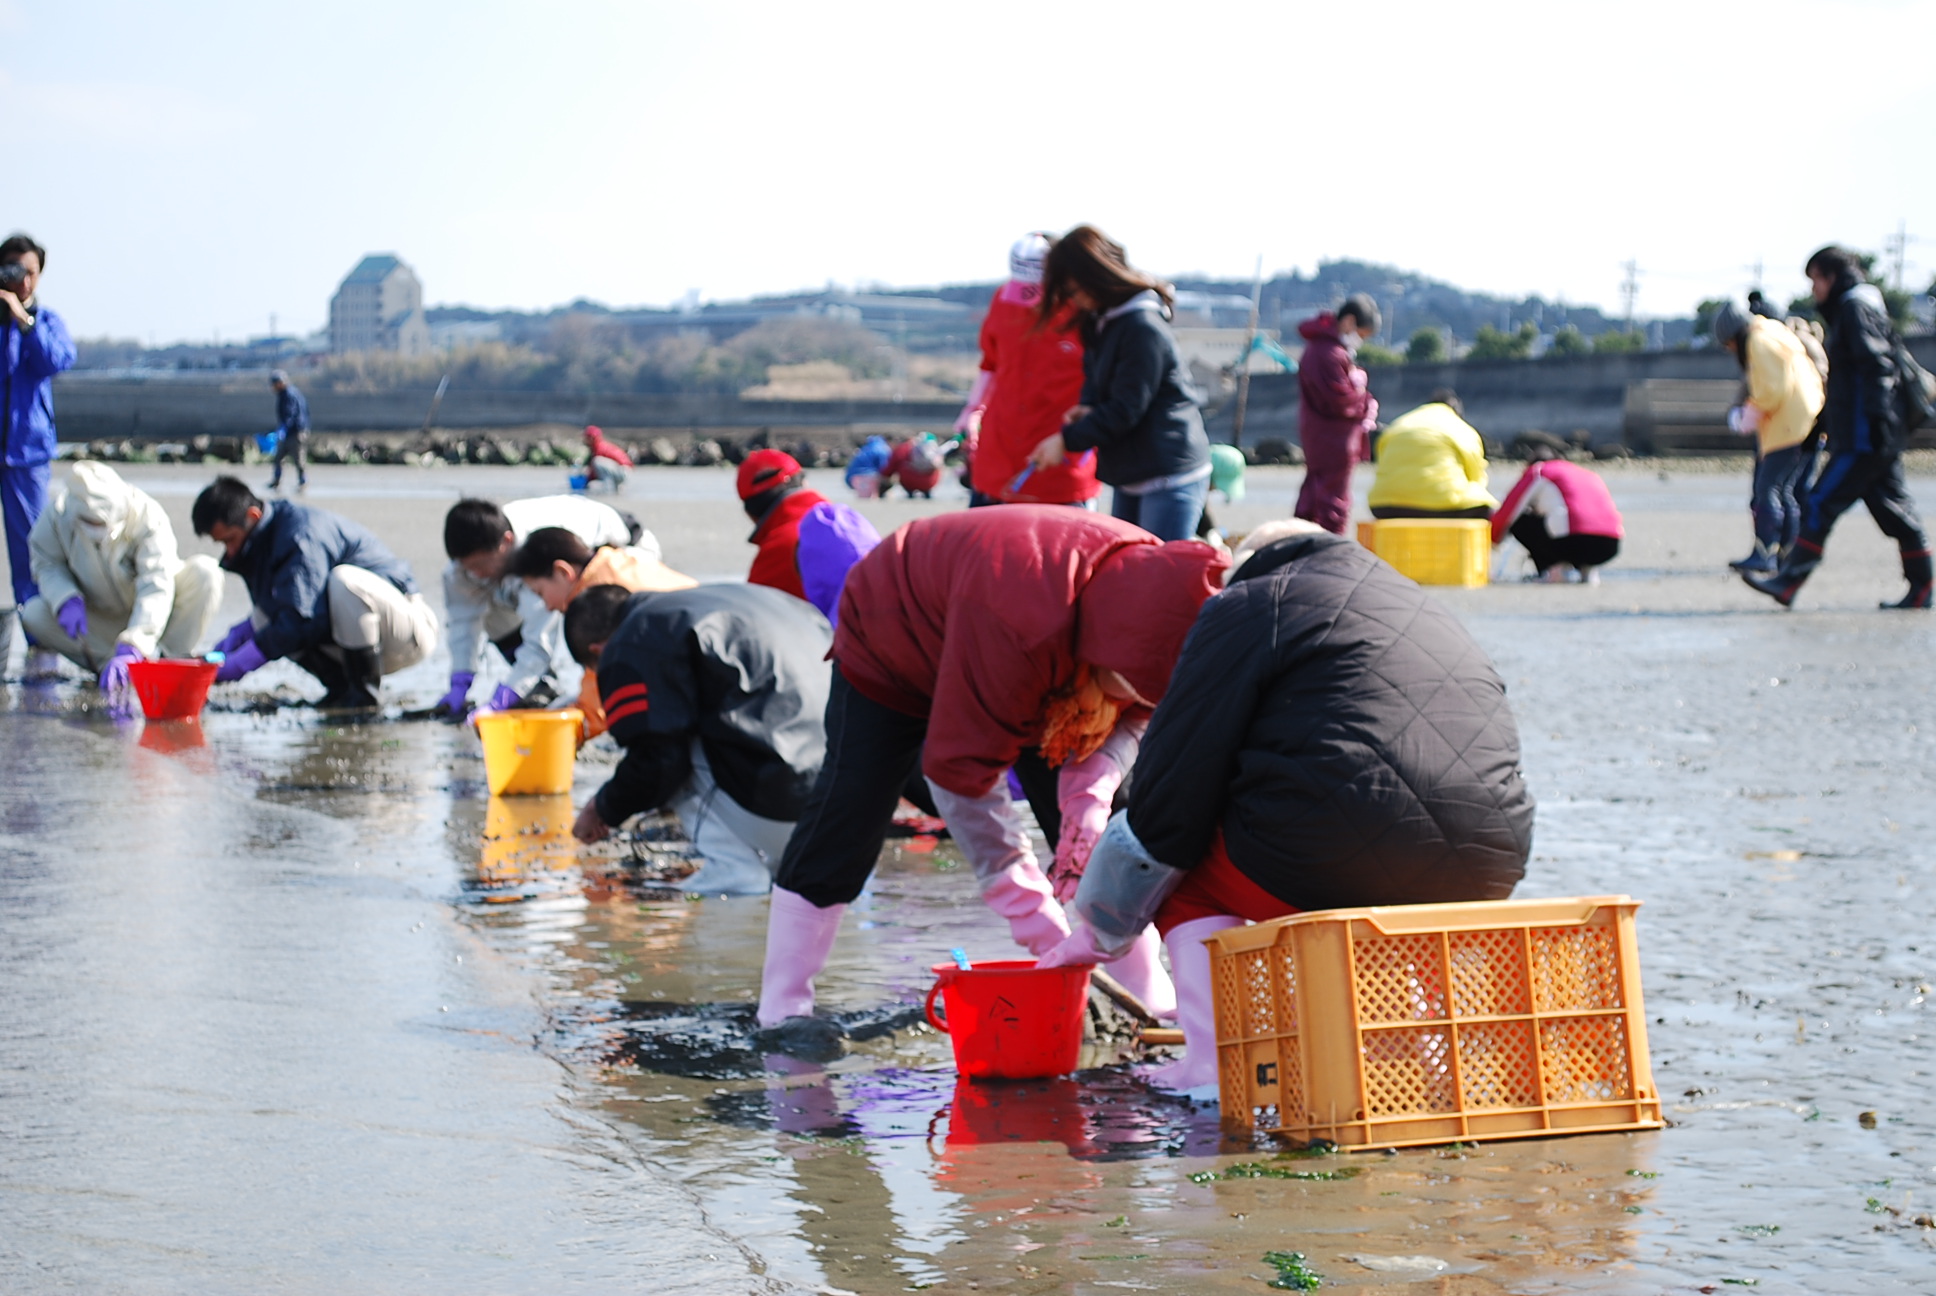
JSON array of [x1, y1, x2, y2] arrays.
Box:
[[476, 708, 583, 796]]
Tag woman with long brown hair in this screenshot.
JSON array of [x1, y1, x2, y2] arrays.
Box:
[[1029, 226, 1211, 540]]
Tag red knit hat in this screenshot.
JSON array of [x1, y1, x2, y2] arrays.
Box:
[[736, 448, 803, 500]]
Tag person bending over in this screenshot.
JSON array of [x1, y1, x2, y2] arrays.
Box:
[[582, 425, 632, 491], [22, 461, 223, 707], [737, 449, 881, 626], [755, 506, 1229, 1042], [1366, 390, 1496, 519], [509, 525, 697, 743], [1492, 452, 1623, 582], [192, 476, 437, 710], [1041, 520, 1534, 1094], [438, 495, 642, 717], [564, 583, 832, 897]]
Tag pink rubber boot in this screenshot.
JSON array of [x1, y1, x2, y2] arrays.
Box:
[[1101, 926, 1177, 1020], [1144, 915, 1244, 1095], [755, 886, 847, 1027]]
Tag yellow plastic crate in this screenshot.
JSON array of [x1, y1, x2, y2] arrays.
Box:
[[1371, 518, 1491, 587], [1209, 895, 1662, 1150], [1355, 520, 1377, 548]]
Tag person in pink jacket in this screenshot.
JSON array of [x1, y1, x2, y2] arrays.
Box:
[[1491, 451, 1624, 582], [1293, 294, 1381, 533]]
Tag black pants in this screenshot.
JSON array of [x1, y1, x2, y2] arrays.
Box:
[[270, 430, 308, 484], [1799, 449, 1928, 553], [775, 671, 1060, 908], [1371, 504, 1493, 519], [1510, 515, 1620, 573]]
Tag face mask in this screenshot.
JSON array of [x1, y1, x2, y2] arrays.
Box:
[[1339, 330, 1362, 355]]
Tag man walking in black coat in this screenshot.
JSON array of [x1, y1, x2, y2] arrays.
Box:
[[1744, 246, 1930, 609], [1041, 520, 1534, 1094]]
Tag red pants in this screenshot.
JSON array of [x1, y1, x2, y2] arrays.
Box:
[[1293, 426, 1367, 535], [1154, 833, 1297, 935]]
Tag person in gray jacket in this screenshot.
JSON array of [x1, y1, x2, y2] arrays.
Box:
[[564, 583, 832, 897], [1026, 226, 1211, 540]]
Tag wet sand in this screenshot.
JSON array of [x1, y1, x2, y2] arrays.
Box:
[[3, 462, 1934, 1293]]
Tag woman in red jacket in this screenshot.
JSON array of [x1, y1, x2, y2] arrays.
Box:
[[756, 506, 1227, 1038]]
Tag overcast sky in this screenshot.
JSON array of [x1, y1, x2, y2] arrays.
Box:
[[6, 0, 1933, 344]]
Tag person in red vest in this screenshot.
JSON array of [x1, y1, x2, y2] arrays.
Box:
[[739, 448, 881, 625], [582, 425, 633, 491], [956, 234, 1099, 507]]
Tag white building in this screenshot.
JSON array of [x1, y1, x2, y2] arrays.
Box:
[[329, 254, 431, 355]]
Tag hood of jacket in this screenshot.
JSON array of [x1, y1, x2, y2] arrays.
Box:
[[1076, 540, 1228, 703], [68, 460, 136, 541], [1298, 312, 1342, 344]]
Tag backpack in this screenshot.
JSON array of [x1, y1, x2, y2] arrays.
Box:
[[1897, 341, 1936, 431]]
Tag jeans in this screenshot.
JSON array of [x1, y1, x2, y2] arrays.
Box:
[[1110, 475, 1209, 541], [2, 461, 50, 606], [1750, 444, 1808, 553]]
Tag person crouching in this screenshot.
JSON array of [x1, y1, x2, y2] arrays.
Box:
[[563, 582, 832, 897], [191, 476, 437, 710], [1040, 520, 1534, 1094]]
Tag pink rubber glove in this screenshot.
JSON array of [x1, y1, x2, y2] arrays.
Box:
[[212, 618, 255, 655], [214, 639, 267, 683], [98, 642, 142, 712], [1035, 920, 1112, 969], [57, 596, 87, 640], [1048, 721, 1143, 903]]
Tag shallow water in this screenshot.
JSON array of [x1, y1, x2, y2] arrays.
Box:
[[3, 464, 1935, 1293]]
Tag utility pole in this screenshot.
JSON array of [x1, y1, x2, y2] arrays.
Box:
[[1230, 255, 1264, 448], [1884, 220, 1909, 290], [1619, 260, 1641, 335]]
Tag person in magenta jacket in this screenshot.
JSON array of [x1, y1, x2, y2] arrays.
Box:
[[1492, 452, 1624, 582], [1293, 294, 1380, 533]]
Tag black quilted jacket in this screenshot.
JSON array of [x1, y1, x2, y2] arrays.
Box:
[[1127, 532, 1533, 910]]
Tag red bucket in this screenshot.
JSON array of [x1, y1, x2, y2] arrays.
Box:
[[127, 658, 219, 720], [925, 959, 1092, 1081]]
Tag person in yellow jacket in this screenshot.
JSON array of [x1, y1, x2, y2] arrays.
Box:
[[1711, 300, 1826, 572], [1367, 390, 1497, 518], [507, 526, 697, 743]]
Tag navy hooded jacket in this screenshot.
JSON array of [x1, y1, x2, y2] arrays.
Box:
[[1, 306, 77, 468], [222, 499, 417, 660]]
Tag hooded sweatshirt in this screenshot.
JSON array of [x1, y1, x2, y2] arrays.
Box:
[[972, 288, 1096, 502], [832, 506, 1227, 797], [28, 462, 191, 656], [1297, 312, 1377, 451]]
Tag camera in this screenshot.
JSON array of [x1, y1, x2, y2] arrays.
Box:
[[0, 262, 26, 291]]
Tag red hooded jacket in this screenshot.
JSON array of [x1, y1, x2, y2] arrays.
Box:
[[584, 428, 634, 467], [834, 506, 1228, 797], [1297, 313, 1376, 454], [747, 488, 826, 599]]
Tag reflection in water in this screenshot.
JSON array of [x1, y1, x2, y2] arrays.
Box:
[[473, 793, 579, 902], [138, 715, 207, 754]]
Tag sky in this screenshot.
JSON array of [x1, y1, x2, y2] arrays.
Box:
[[4, 0, 1933, 344]]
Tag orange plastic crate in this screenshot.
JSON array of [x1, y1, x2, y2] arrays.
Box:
[[1209, 895, 1661, 1150]]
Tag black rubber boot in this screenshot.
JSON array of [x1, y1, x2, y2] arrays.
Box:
[[1742, 538, 1822, 608], [292, 648, 347, 700], [327, 647, 382, 711], [1882, 548, 1934, 610]]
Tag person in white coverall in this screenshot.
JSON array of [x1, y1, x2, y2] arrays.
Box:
[[19, 461, 223, 703], [434, 495, 642, 716]]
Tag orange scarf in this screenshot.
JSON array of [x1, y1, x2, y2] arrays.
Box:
[[1038, 665, 1126, 768]]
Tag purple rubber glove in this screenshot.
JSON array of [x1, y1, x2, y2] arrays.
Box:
[[98, 642, 143, 711], [436, 670, 476, 716], [57, 595, 87, 640], [214, 639, 267, 683], [212, 618, 255, 656], [486, 683, 521, 712]]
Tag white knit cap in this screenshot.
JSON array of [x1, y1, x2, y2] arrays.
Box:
[[1008, 233, 1051, 284]]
